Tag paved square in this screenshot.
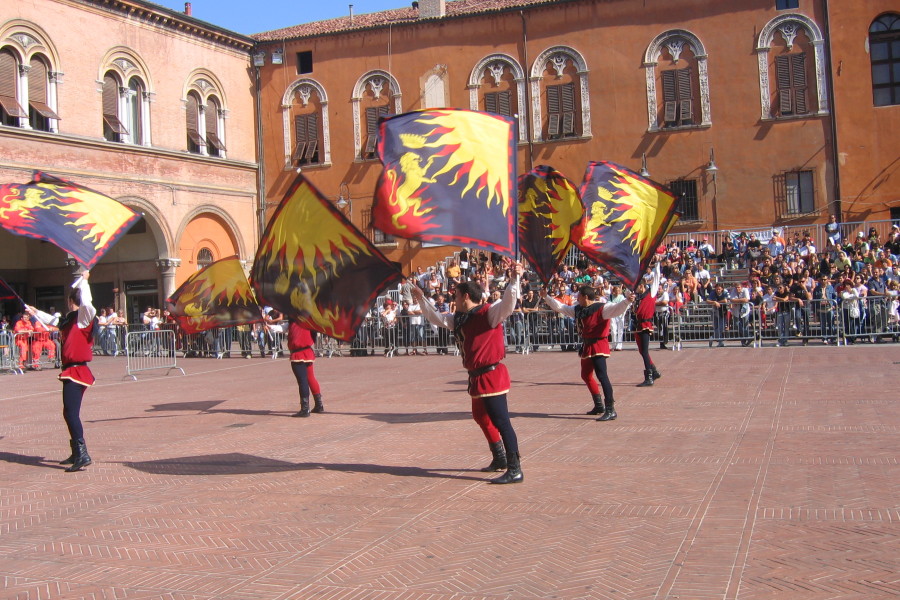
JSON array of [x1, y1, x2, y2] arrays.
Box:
[[1, 345, 897, 599]]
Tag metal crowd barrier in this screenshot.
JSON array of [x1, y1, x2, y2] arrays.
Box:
[[0, 330, 23, 374], [124, 329, 185, 380], [10, 331, 60, 371]]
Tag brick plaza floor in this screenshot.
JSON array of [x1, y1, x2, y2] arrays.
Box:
[[0, 344, 897, 599]]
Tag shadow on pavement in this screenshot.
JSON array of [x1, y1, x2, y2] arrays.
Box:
[[124, 452, 485, 480]]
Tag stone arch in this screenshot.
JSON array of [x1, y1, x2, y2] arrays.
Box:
[[643, 29, 712, 131], [183, 68, 227, 107], [0, 20, 62, 67], [351, 70, 402, 158], [468, 53, 527, 143], [529, 45, 591, 142], [116, 195, 174, 259], [175, 205, 246, 260], [756, 13, 828, 119], [281, 77, 331, 167], [98, 46, 154, 95]]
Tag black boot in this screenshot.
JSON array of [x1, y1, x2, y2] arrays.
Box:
[[292, 397, 310, 417], [490, 451, 523, 484], [637, 369, 654, 387], [65, 438, 92, 472], [597, 399, 617, 421], [650, 366, 661, 381], [311, 394, 325, 413], [585, 393, 604, 415], [59, 439, 77, 465], [480, 440, 507, 472]]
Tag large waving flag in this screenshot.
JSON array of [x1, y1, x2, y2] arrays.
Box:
[[518, 165, 584, 284], [251, 175, 403, 342], [166, 256, 261, 334], [576, 161, 681, 289], [0, 172, 139, 268], [372, 108, 518, 257]]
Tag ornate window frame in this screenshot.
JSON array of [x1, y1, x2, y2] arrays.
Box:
[[351, 70, 402, 160], [0, 21, 63, 131], [101, 47, 154, 145], [643, 29, 711, 132], [756, 13, 829, 120], [183, 69, 229, 156], [529, 46, 591, 143], [468, 53, 527, 143], [281, 77, 330, 168]]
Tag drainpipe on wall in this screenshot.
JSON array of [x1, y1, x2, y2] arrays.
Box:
[[520, 11, 534, 171], [822, 0, 842, 220], [254, 58, 267, 243]]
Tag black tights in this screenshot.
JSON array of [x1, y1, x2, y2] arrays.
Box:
[[590, 355, 613, 402], [635, 330, 654, 370], [480, 393, 518, 455], [62, 379, 86, 440]]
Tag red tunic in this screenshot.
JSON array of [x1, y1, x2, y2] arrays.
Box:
[[634, 292, 656, 333], [455, 303, 509, 398], [575, 303, 611, 358], [288, 321, 316, 362], [59, 312, 95, 386]]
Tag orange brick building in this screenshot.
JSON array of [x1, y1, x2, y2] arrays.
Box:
[[2, 0, 898, 314], [253, 0, 899, 268], [1, 0, 259, 321]]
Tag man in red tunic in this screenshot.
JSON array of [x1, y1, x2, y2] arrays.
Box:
[[28, 271, 96, 472], [287, 319, 324, 417], [633, 259, 663, 387], [413, 262, 525, 484], [543, 285, 634, 421]]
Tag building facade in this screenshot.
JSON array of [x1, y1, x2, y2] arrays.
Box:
[[1, 0, 259, 322], [253, 0, 899, 270]]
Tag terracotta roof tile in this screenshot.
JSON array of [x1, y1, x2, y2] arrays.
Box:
[[253, 0, 565, 41]]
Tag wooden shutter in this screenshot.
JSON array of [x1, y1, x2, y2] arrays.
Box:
[[304, 113, 318, 162], [661, 70, 677, 123], [484, 92, 498, 114], [547, 85, 561, 137], [293, 114, 307, 161], [0, 50, 28, 117], [204, 100, 221, 149], [676, 68, 693, 123], [103, 75, 128, 134], [775, 55, 793, 115], [791, 53, 808, 114], [363, 106, 388, 157], [185, 93, 201, 145], [498, 90, 511, 117], [561, 83, 575, 135], [28, 57, 62, 120]]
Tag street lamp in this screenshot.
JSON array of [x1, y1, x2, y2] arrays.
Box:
[[705, 147, 718, 181], [335, 182, 352, 217], [639, 152, 650, 178]]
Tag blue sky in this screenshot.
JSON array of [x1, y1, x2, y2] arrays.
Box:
[[153, 0, 409, 35]]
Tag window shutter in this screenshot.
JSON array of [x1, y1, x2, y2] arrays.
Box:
[[185, 93, 201, 145], [791, 54, 808, 114], [676, 68, 692, 123], [679, 99, 692, 122], [293, 115, 307, 161], [547, 85, 561, 115], [204, 101, 217, 138], [661, 70, 676, 102], [498, 90, 511, 117], [103, 75, 129, 134], [28, 58, 47, 103], [0, 51, 25, 113], [304, 139, 318, 161], [561, 83, 575, 135], [664, 101, 678, 123], [305, 113, 319, 162], [548, 114, 561, 137], [775, 55, 793, 115], [484, 92, 497, 114]]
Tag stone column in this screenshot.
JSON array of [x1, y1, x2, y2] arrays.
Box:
[[156, 258, 182, 301]]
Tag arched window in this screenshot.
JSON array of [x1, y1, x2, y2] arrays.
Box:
[[196, 247, 214, 270], [468, 54, 527, 143], [205, 95, 225, 157], [352, 71, 401, 160], [126, 77, 145, 145], [27, 55, 59, 131], [281, 78, 331, 168], [643, 30, 711, 132], [0, 49, 28, 127], [529, 46, 591, 143], [185, 91, 203, 154], [756, 14, 828, 120], [870, 13, 900, 106], [102, 72, 128, 142]]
